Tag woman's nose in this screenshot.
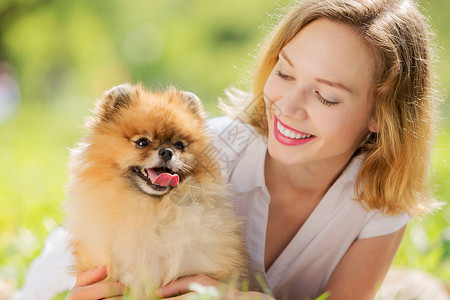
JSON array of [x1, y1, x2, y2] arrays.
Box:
[[275, 87, 308, 120]]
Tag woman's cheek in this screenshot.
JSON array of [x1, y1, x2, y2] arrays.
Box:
[[322, 112, 351, 141]]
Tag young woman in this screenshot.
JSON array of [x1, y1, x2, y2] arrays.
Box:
[[14, 0, 439, 299]]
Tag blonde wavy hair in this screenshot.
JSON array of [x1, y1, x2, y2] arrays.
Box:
[[221, 0, 440, 216]]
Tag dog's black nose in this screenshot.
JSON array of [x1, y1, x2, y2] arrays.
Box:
[[158, 148, 173, 162]]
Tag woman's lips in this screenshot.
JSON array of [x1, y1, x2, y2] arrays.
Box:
[[273, 115, 316, 146]]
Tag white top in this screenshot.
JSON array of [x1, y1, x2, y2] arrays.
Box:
[[207, 116, 410, 299], [13, 116, 410, 300]]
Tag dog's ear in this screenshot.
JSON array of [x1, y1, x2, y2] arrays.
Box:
[[180, 91, 207, 120], [96, 83, 136, 120]]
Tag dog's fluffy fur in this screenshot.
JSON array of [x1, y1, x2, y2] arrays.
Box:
[[64, 84, 247, 299]]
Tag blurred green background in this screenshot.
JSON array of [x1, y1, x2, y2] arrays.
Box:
[[0, 0, 449, 295]]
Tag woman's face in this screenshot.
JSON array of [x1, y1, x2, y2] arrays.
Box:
[[264, 18, 378, 167]]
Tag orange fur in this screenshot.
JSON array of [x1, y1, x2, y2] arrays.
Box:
[[64, 84, 247, 299]]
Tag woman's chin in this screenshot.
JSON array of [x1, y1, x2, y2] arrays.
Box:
[[267, 141, 305, 166]]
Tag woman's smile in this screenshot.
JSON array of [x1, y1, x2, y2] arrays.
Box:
[[273, 114, 316, 146]]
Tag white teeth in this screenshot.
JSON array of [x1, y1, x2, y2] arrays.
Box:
[[278, 122, 285, 135], [141, 168, 147, 177], [284, 129, 291, 137], [277, 121, 313, 140]]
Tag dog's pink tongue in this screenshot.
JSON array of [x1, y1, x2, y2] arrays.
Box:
[[147, 168, 179, 187]]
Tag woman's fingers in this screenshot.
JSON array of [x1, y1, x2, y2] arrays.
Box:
[[70, 281, 125, 300], [70, 266, 126, 300], [155, 274, 219, 298], [75, 265, 108, 286]]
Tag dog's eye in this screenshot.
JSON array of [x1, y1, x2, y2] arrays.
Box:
[[135, 138, 151, 148], [173, 141, 185, 151]]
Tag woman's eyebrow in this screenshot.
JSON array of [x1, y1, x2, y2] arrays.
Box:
[[315, 78, 354, 94], [280, 49, 354, 94], [280, 50, 294, 67]]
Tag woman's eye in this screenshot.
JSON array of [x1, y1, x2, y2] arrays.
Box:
[[314, 91, 338, 107], [173, 141, 185, 151], [276, 70, 292, 81], [135, 138, 151, 148]]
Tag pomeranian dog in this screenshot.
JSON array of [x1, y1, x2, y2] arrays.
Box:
[[64, 84, 247, 299]]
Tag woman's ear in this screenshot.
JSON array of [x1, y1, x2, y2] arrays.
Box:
[[368, 117, 379, 133]]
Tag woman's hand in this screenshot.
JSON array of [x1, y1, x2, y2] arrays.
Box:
[[155, 274, 274, 300], [69, 266, 126, 300]]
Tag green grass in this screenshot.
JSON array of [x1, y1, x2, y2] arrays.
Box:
[[0, 102, 85, 288]]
